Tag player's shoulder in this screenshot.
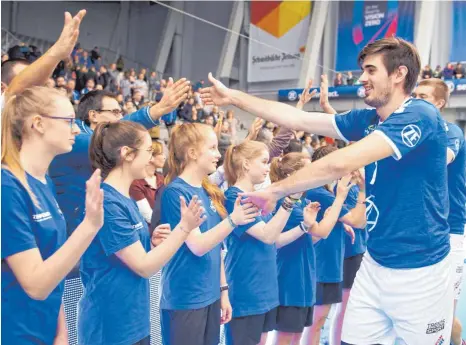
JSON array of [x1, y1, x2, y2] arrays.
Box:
[[401, 98, 439, 120], [446, 121, 465, 138]]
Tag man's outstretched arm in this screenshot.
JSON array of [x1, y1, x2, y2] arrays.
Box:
[[200, 73, 341, 139]]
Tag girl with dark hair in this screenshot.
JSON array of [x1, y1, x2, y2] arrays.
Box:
[[1, 86, 103, 345], [78, 121, 206, 345], [159, 123, 258, 345]]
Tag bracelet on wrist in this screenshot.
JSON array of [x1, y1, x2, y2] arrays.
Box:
[[227, 214, 237, 228], [299, 221, 310, 233], [281, 199, 294, 212], [356, 199, 366, 204], [179, 224, 190, 234]]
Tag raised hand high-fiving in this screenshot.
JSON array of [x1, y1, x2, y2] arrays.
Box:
[[50, 10, 87, 60], [199, 73, 234, 106]]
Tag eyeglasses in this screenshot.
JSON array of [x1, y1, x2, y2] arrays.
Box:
[[35, 115, 77, 130], [129, 147, 155, 156], [95, 109, 124, 117]]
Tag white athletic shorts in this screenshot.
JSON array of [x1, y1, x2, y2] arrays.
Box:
[[342, 252, 454, 345], [451, 232, 465, 301]]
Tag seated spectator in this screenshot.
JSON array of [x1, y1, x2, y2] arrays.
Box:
[[443, 63, 455, 79], [67, 79, 80, 104], [45, 78, 56, 88], [132, 90, 143, 109], [346, 71, 357, 85], [204, 114, 215, 127], [455, 62, 465, 79], [134, 73, 149, 99], [81, 78, 95, 95], [56, 76, 66, 87], [334, 72, 345, 86], [421, 64, 433, 79], [79, 50, 91, 68], [90, 46, 100, 65], [129, 140, 166, 227], [116, 93, 125, 107], [149, 71, 160, 101], [124, 100, 137, 115]]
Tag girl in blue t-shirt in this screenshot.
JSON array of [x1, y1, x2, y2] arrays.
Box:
[[160, 123, 259, 345], [269, 152, 359, 345], [222, 144, 322, 345], [303, 146, 366, 345], [79, 121, 207, 345], [1, 87, 104, 345]]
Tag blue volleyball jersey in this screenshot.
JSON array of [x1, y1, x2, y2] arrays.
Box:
[[445, 121, 466, 235], [333, 98, 450, 269], [275, 199, 316, 307], [160, 177, 223, 310], [224, 187, 279, 317], [2, 169, 67, 345]]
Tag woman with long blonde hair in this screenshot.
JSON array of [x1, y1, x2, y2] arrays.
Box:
[[1, 86, 103, 344]]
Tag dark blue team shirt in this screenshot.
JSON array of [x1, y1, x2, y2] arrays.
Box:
[[224, 187, 278, 317], [78, 183, 151, 345], [332, 185, 367, 258], [49, 107, 160, 232], [333, 98, 450, 268], [2, 170, 67, 345], [445, 121, 466, 235], [160, 177, 223, 310], [275, 199, 316, 307], [306, 187, 349, 283]]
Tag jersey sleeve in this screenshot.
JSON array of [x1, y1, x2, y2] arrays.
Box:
[[122, 106, 160, 129], [333, 109, 374, 142], [373, 102, 435, 160], [98, 201, 141, 256], [225, 189, 263, 238], [446, 123, 464, 161], [1, 184, 37, 259], [160, 187, 183, 230]]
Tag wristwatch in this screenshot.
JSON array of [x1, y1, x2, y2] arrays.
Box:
[[220, 285, 229, 292]]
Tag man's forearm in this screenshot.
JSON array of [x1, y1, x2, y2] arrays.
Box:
[[6, 49, 62, 98], [229, 89, 340, 138]]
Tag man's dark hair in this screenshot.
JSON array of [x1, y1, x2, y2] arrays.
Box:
[[357, 37, 421, 95], [1, 58, 31, 85], [78, 90, 117, 126], [284, 139, 303, 155]]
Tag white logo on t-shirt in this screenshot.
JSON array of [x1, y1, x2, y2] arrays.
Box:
[[32, 212, 52, 222], [401, 124, 422, 148], [132, 222, 144, 231], [365, 195, 379, 232]]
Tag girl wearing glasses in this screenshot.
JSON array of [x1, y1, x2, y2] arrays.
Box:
[[160, 123, 258, 345], [1, 86, 104, 345], [78, 121, 205, 345]]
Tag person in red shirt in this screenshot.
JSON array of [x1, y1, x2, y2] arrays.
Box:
[[130, 140, 165, 228]]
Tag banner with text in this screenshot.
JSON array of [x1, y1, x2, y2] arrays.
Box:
[[248, 1, 312, 82], [450, 1, 466, 62], [336, 1, 415, 72]]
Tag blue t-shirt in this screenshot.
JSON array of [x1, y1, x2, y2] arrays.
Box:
[[49, 108, 160, 233], [333, 185, 367, 258], [160, 177, 223, 310], [445, 121, 466, 235], [275, 199, 316, 307], [223, 187, 278, 317], [78, 183, 151, 345], [2, 169, 67, 345], [306, 187, 349, 283], [333, 98, 450, 268]]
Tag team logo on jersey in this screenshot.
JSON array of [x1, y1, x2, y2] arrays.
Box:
[[364, 124, 377, 136], [32, 212, 52, 222], [401, 124, 422, 148], [131, 222, 144, 231], [426, 319, 445, 334], [357, 86, 366, 98], [455, 139, 460, 151], [288, 90, 298, 101], [435, 335, 444, 345], [365, 195, 379, 232]]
